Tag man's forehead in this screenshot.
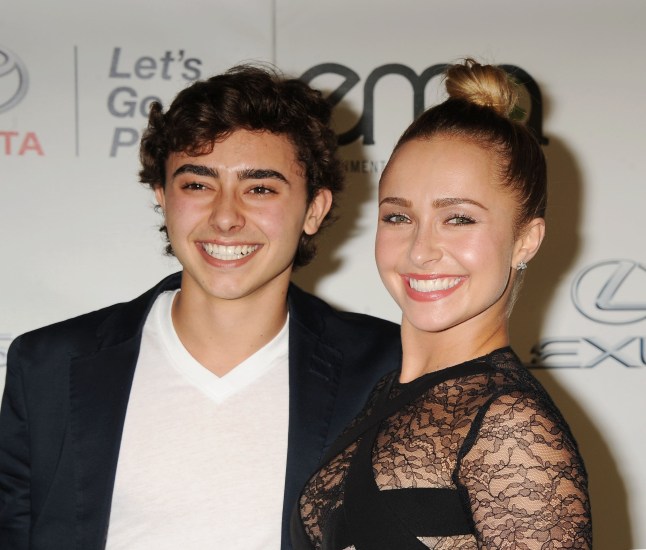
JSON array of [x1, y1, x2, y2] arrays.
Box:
[[164, 131, 304, 177]]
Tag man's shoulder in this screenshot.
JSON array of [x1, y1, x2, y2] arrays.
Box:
[[11, 272, 181, 358], [14, 302, 125, 347]]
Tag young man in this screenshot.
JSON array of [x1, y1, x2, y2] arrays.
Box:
[[0, 66, 400, 549]]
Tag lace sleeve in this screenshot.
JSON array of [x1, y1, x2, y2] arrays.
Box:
[[458, 392, 592, 549]]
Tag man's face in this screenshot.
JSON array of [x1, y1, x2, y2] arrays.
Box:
[[155, 129, 331, 305]]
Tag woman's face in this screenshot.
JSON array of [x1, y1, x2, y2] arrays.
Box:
[[376, 135, 535, 337]]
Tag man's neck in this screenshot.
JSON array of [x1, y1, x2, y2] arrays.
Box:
[[170, 283, 290, 377]]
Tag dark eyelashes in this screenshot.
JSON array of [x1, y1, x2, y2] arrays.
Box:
[[381, 212, 410, 223], [380, 212, 477, 225], [446, 213, 476, 224], [178, 182, 277, 194], [181, 182, 207, 190]]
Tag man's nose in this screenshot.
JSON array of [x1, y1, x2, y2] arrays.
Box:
[[208, 194, 245, 233]]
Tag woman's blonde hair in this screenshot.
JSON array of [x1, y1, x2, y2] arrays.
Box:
[[445, 58, 518, 118], [393, 58, 546, 230]]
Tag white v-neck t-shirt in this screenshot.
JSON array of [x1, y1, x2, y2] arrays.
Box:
[[106, 290, 290, 549]]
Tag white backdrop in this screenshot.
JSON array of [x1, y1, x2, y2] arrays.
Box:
[[1, 1, 644, 547]]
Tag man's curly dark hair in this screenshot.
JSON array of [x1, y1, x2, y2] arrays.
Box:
[[139, 64, 343, 268]]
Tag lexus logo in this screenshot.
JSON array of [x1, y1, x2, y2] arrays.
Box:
[[571, 259, 646, 325], [0, 46, 29, 113]]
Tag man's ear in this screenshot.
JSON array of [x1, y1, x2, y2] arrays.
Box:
[[153, 184, 166, 212], [512, 217, 545, 267], [303, 189, 333, 236]]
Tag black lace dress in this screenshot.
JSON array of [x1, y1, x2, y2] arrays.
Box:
[[291, 347, 591, 549]]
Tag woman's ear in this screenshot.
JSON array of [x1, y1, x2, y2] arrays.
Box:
[[513, 217, 545, 268]]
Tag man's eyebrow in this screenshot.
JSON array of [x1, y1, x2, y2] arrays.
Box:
[[379, 197, 411, 208], [238, 168, 289, 184], [432, 197, 488, 210], [170, 164, 290, 184], [171, 164, 217, 179]]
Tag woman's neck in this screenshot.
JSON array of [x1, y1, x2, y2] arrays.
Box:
[[398, 317, 509, 383]]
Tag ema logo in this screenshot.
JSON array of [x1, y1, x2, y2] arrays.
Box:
[[0, 46, 29, 113], [571, 259, 646, 325], [301, 62, 547, 147]]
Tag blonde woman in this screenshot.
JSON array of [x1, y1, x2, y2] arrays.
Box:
[[292, 59, 591, 549]]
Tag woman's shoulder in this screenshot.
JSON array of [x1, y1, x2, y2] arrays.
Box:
[[470, 347, 551, 398], [458, 348, 586, 472]]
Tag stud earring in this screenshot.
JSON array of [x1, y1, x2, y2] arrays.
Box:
[[516, 260, 527, 271]]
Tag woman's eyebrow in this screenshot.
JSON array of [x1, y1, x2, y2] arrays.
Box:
[[379, 196, 411, 208], [432, 197, 487, 210]]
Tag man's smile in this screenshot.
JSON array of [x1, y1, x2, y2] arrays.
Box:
[[200, 242, 260, 261]]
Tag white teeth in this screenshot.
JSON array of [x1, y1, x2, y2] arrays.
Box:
[[409, 277, 462, 292], [202, 243, 259, 260]]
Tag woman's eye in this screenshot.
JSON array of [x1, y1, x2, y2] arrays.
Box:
[[382, 213, 411, 224], [446, 214, 475, 225]]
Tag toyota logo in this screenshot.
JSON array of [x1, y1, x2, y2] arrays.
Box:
[[571, 259, 646, 325], [0, 46, 29, 113]]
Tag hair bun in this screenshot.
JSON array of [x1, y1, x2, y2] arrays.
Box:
[[445, 58, 518, 118]]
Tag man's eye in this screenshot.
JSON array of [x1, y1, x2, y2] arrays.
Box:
[[249, 185, 275, 195], [182, 182, 208, 191]]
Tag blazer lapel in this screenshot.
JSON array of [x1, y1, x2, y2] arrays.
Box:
[[282, 285, 345, 549], [69, 338, 141, 549], [68, 272, 182, 549]]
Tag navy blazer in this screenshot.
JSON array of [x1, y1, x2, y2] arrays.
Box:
[[0, 272, 401, 549]]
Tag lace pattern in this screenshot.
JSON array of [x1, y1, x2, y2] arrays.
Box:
[[296, 348, 591, 549]]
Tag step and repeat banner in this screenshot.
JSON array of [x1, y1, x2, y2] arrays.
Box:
[[1, 1, 644, 547]]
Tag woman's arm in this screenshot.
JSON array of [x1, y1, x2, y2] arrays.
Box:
[[458, 392, 591, 549]]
